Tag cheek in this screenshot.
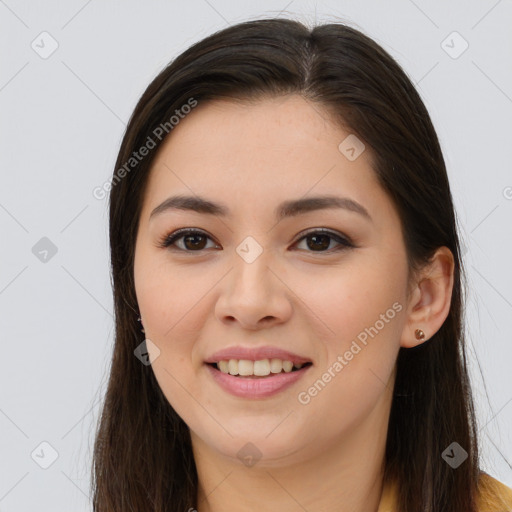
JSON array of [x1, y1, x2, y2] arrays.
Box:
[[134, 259, 219, 410], [299, 252, 406, 345], [296, 276, 403, 434], [134, 246, 208, 339], [138, 270, 212, 428], [294, 255, 405, 409]]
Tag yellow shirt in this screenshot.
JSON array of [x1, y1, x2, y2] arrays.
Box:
[[377, 472, 512, 512]]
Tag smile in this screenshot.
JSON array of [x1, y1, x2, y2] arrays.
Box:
[[205, 359, 312, 399], [211, 358, 311, 377]]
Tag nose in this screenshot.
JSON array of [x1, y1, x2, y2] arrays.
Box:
[[215, 250, 293, 330]]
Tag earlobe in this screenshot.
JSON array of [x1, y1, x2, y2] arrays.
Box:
[[400, 246, 455, 348]]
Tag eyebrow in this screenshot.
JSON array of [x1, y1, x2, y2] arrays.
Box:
[[149, 194, 372, 222]]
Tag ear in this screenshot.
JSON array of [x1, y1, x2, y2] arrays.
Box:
[[400, 246, 455, 348]]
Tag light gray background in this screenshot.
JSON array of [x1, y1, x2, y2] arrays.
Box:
[[1, 1, 511, 510]]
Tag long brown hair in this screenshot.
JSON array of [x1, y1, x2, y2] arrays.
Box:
[[91, 18, 480, 511]]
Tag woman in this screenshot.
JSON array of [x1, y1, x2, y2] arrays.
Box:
[[91, 18, 512, 512]]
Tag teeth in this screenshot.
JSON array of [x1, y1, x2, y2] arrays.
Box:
[[282, 360, 293, 373], [218, 360, 229, 373], [253, 359, 270, 376], [238, 359, 253, 376], [216, 358, 306, 376], [228, 359, 239, 376], [270, 358, 283, 373]]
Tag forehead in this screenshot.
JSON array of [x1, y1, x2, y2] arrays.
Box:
[[141, 95, 392, 224], [155, 95, 353, 163]]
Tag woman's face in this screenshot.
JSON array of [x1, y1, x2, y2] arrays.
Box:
[[134, 95, 411, 466]]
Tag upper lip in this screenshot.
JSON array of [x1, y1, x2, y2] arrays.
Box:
[[204, 346, 312, 365]]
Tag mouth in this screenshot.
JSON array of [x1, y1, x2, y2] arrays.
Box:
[[204, 357, 313, 399], [207, 359, 313, 378], [204, 347, 313, 398]]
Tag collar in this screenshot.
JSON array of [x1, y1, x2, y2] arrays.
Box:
[[376, 478, 397, 512]]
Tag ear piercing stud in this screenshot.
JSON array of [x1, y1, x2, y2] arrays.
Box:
[[415, 328, 425, 341], [137, 316, 145, 334]]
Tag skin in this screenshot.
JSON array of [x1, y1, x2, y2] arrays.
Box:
[[133, 95, 454, 512]]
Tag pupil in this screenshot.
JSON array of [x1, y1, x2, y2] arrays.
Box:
[[308, 234, 329, 251], [185, 234, 206, 250]]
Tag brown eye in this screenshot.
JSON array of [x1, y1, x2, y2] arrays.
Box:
[[160, 229, 218, 251], [294, 229, 353, 253], [305, 233, 331, 251], [182, 233, 208, 250]]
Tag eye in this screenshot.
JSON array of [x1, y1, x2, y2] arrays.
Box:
[[293, 228, 354, 253], [158, 228, 219, 252], [159, 228, 354, 253]]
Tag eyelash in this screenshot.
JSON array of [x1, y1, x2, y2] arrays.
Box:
[[157, 228, 355, 254]]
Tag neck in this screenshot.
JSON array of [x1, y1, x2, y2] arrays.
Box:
[[192, 382, 393, 512]]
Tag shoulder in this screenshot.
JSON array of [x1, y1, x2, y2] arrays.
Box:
[[476, 472, 512, 512], [377, 473, 512, 512]]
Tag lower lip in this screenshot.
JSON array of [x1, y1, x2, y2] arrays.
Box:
[[205, 363, 311, 399]]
